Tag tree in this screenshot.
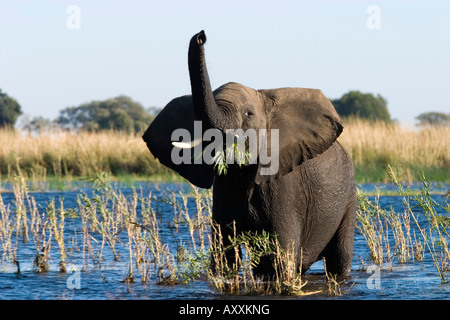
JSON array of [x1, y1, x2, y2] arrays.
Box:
[[56, 95, 153, 132], [19, 115, 58, 134], [0, 89, 22, 128], [147, 106, 162, 116], [416, 112, 450, 126], [331, 91, 391, 122]]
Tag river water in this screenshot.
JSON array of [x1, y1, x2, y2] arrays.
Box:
[[0, 181, 448, 300]]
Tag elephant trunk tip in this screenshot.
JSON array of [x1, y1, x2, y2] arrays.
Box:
[[196, 30, 206, 46]]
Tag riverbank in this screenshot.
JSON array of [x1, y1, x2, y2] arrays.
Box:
[[1, 120, 449, 183]]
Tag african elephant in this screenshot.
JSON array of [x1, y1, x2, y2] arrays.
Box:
[[143, 31, 356, 276]]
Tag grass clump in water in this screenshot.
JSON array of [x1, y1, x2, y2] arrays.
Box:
[[1, 166, 448, 297], [208, 224, 319, 296], [356, 165, 450, 283]]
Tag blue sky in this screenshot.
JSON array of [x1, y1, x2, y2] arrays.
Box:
[[0, 0, 449, 126]]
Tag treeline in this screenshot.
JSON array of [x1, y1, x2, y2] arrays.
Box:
[[55, 96, 156, 133], [21, 96, 160, 134], [1, 88, 449, 132], [1, 89, 161, 133]]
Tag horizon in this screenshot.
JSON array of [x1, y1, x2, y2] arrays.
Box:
[[1, 1, 449, 127]]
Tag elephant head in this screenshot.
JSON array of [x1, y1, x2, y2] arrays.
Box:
[[143, 30, 343, 188]]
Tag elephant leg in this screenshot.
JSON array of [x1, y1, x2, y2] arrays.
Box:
[[320, 202, 356, 276], [253, 254, 276, 279], [254, 233, 300, 279]]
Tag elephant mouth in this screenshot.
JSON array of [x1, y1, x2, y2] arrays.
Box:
[[211, 134, 253, 175], [172, 130, 253, 174], [170, 123, 279, 177]]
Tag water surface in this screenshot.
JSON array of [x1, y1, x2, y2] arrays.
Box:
[[0, 181, 448, 300]]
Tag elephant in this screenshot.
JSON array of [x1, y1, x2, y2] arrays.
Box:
[[143, 30, 356, 276]]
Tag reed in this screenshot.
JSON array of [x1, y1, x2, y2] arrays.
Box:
[[1, 120, 449, 183], [338, 119, 449, 182], [387, 165, 450, 283], [357, 165, 450, 283], [0, 167, 448, 295], [0, 128, 171, 180], [48, 199, 66, 272], [0, 172, 322, 294], [208, 222, 320, 296], [0, 193, 15, 263]]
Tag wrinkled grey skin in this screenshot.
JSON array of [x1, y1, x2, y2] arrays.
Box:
[[143, 31, 356, 276]]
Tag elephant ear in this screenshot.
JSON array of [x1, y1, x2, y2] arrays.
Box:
[[256, 88, 343, 184], [142, 95, 214, 189]]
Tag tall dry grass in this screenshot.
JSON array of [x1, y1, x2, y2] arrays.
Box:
[[0, 129, 170, 179], [338, 119, 449, 182], [0, 120, 449, 182]]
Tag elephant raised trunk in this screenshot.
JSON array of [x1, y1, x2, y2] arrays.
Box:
[[188, 30, 227, 130], [143, 31, 356, 276]]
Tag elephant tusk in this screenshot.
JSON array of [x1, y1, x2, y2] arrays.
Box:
[[172, 137, 202, 149], [172, 135, 246, 149], [234, 135, 247, 144]]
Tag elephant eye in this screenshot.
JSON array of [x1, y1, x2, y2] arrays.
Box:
[[244, 109, 254, 119]]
